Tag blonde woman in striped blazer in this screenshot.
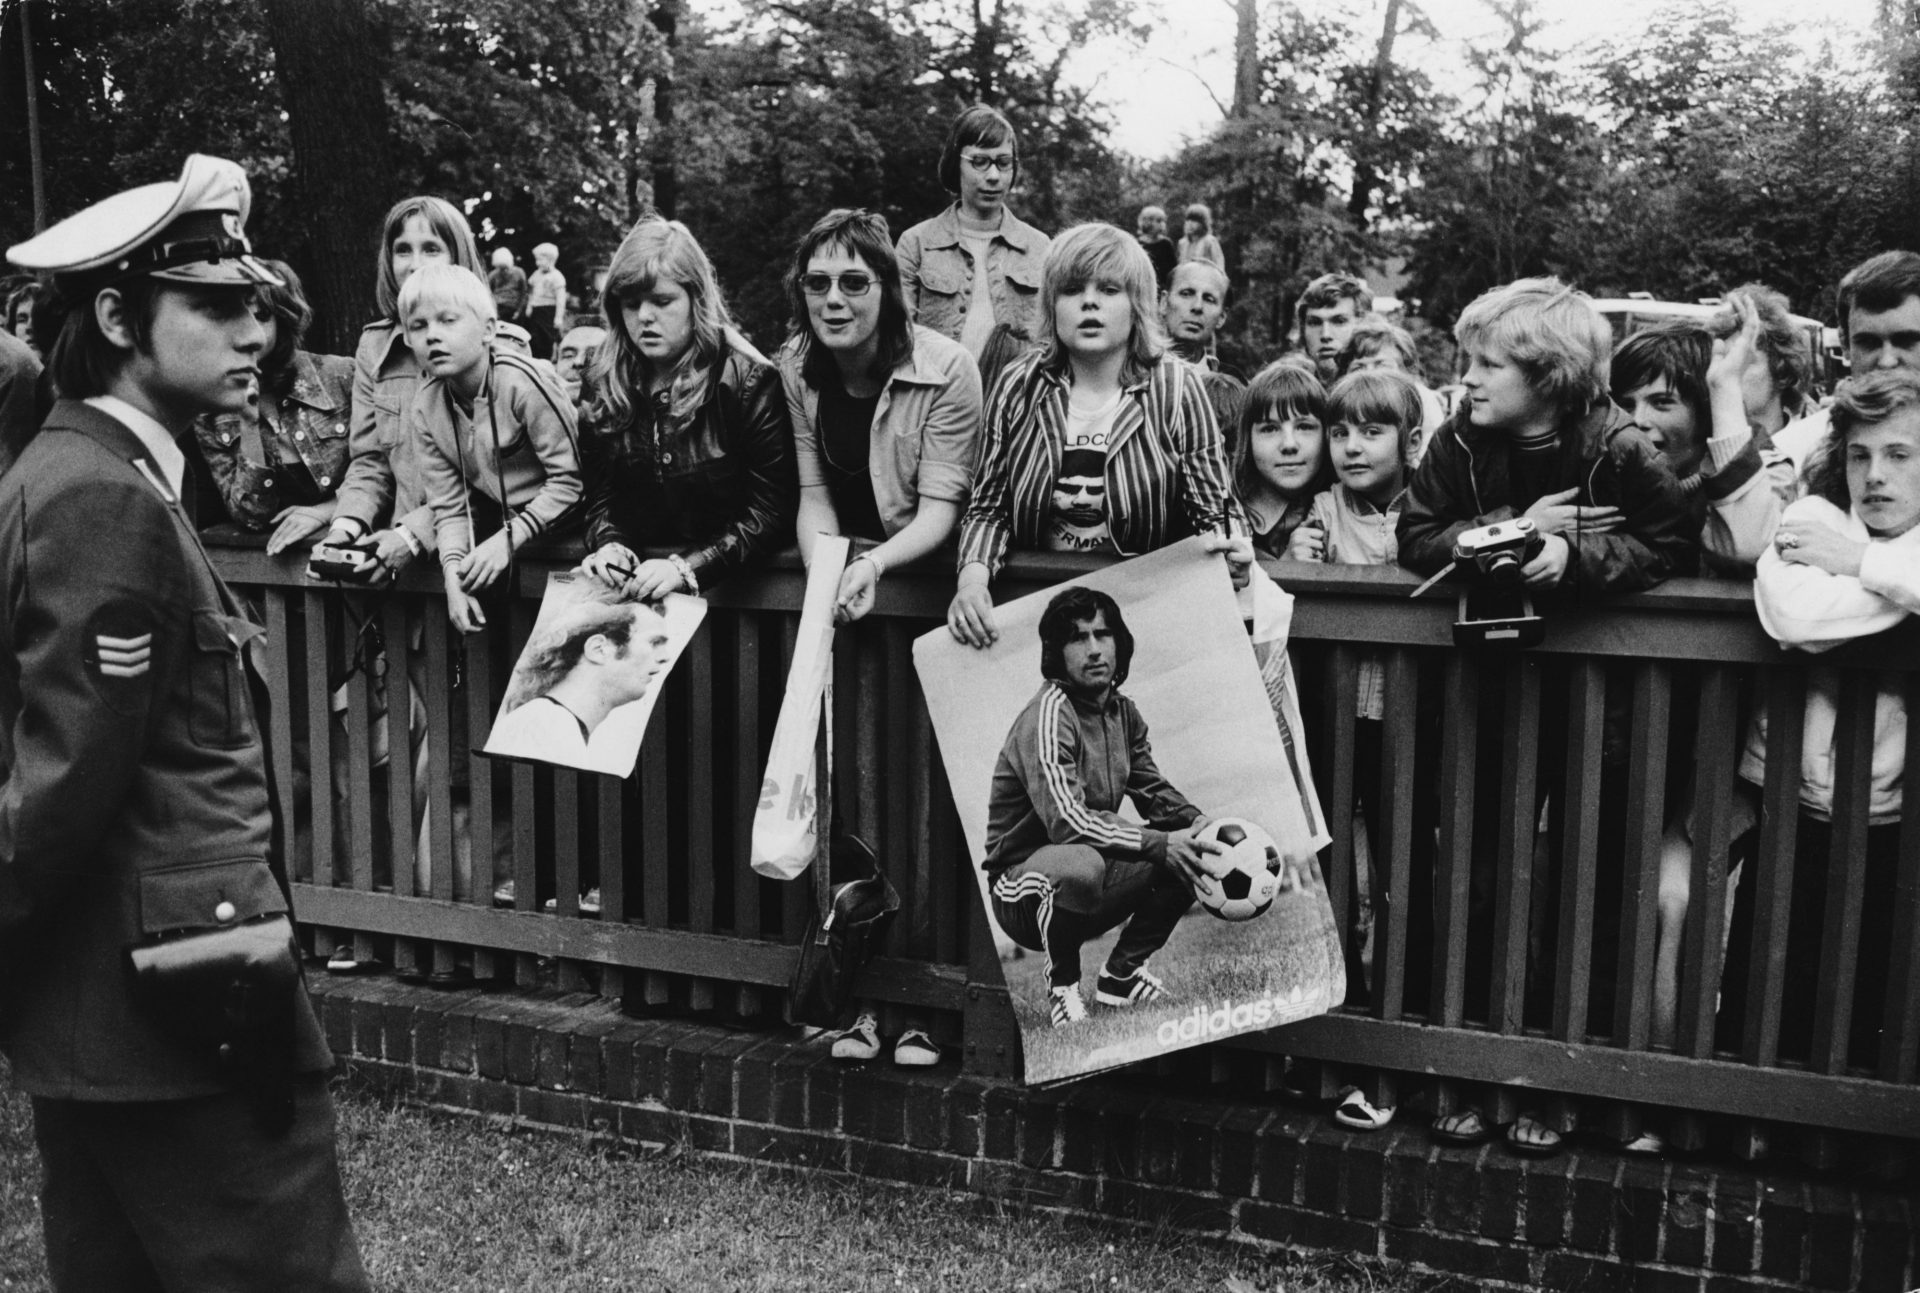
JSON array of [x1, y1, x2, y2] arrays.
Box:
[[947, 222, 1247, 648]]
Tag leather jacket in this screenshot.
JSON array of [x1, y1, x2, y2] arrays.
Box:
[[580, 343, 797, 587]]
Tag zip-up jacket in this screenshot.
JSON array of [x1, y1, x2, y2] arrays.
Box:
[[1396, 400, 1695, 596], [416, 347, 582, 567], [984, 680, 1202, 875], [580, 342, 796, 589]]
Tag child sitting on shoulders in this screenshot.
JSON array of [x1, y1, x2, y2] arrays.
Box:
[[1234, 359, 1333, 559], [1745, 367, 1920, 1072], [402, 262, 582, 633], [1288, 368, 1423, 566]]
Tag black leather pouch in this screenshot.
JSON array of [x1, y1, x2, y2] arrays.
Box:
[[128, 914, 299, 1041], [785, 835, 900, 1030]]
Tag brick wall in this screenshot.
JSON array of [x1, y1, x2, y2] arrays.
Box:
[[311, 978, 1917, 1292]]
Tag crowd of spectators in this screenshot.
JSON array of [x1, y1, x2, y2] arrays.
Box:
[[6, 104, 1912, 1164]]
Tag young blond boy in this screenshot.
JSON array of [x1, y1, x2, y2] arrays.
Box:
[[399, 262, 581, 632]]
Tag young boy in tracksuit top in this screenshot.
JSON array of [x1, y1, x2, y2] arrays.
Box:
[[400, 262, 581, 635], [984, 585, 1224, 1028]]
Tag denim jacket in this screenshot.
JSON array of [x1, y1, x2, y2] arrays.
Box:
[[896, 204, 1050, 347], [193, 350, 354, 530]]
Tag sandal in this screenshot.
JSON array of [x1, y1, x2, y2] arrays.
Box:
[[1618, 1129, 1666, 1156], [1507, 1114, 1564, 1157], [1431, 1109, 1493, 1145], [1333, 1087, 1394, 1132]]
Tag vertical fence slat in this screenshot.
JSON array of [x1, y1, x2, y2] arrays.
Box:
[[1323, 646, 1359, 973], [1432, 652, 1478, 1028], [1375, 649, 1418, 1023], [777, 612, 809, 945], [686, 620, 716, 1011], [639, 667, 672, 1003], [418, 610, 458, 978], [599, 770, 627, 1000], [304, 590, 336, 885], [382, 599, 419, 902], [1613, 661, 1671, 1050], [1811, 669, 1879, 1075], [1490, 658, 1541, 1034], [1743, 666, 1807, 1067], [732, 613, 763, 939], [1677, 666, 1738, 1058], [261, 588, 300, 880], [885, 621, 920, 961], [1879, 672, 1920, 1083], [1552, 660, 1606, 1042]]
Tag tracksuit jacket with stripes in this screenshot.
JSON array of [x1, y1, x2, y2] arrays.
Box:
[[984, 679, 1202, 876]]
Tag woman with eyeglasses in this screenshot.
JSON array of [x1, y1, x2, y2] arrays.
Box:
[[895, 105, 1051, 358], [577, 218, 795, 598], [778, 209, 984, 625]]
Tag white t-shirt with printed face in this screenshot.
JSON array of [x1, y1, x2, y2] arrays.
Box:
[[1047, 389, 1123, 552]]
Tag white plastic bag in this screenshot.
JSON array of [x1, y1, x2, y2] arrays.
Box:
[[751, 536, 849, 879]]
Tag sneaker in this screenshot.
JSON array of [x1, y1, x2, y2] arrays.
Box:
[[325, 944, 358, 974], [542, 888, 601, 916], [492, 880, 517, 907], [1048, 983, 1089, 1027], [893, 1030, 942, 1068], [831, 1012, 882, 1061], [1094, 965, 1169, 1008]]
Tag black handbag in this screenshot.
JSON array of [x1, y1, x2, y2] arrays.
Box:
[[785, 835, 900, 1029], [127, 914, 300, 1043]]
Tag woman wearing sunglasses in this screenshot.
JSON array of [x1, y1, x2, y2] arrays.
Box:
[[895, 105, 1051, 357], [578, 218, 796, 598], [779, 208, 984, 624]]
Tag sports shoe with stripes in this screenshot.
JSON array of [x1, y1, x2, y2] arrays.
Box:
[[1048, 983, 1088, 1027], [1094, 965, 1169, 1007]]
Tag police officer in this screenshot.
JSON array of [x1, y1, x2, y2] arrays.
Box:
[[0, 156, 369, 1291]]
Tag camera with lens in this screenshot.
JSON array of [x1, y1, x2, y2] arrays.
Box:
[[306, 538, 387, 586], [1449, 518, 1546, 648]]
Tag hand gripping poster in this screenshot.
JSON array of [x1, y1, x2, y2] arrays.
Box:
[[913, 538, 1341, 1086]]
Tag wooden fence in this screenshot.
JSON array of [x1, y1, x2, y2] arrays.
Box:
[[209, 532, 1920, 1143]]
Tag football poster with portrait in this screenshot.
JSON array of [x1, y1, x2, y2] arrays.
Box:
[[913, 538, 1342, 1086], [483, 572, 705, 777]]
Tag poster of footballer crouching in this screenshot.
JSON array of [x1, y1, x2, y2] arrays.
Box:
[[913, 539, 1342, 1086]]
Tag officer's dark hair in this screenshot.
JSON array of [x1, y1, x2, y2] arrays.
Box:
[[44, 277, 162, 400], [1609, 321, 1712, 444], [1838, 252, 1920, 340], [938, 105, 1018, 195], [1038, 586, 1134, 689], [785, 208, 914, 388], [1806, 368, 1920, 514]]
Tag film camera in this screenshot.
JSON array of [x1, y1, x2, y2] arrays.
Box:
[[306, 538, 388, 586], [1449, 518, 1545, 648]]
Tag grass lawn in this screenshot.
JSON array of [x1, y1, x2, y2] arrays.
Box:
[[0, 1069, 1461, 1293]]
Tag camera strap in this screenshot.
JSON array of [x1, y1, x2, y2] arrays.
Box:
[[1407, 559, 1458, 600]]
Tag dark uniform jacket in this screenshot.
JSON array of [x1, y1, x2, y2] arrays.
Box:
[[0, 400, 330, 1100], [580, 342, 796, 589], [983, 680, 1202, 876], [1396, 401, 1697, 597]]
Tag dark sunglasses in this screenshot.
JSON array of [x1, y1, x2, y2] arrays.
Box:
[[800, 271, 876, 298]]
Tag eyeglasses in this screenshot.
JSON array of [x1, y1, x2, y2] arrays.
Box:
[[800, 272, 876, 298], [962, 154, 1016, 174]]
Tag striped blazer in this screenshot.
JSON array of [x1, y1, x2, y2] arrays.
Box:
[[957, 351, 1240, 575]]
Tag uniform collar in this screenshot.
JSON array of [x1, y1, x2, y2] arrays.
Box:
[[84, 394, 185, 498]]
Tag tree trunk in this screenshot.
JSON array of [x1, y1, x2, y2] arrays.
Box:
[[650, 0, 681, 219], [259, 0, 395, 353], [1231, 0, 1259, 117], [1347, 0, 1401, 224]]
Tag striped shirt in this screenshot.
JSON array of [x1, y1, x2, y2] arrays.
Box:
[[958, 351, 1240, 575]]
